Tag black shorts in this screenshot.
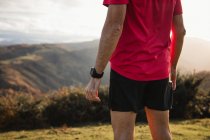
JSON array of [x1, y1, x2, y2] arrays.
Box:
[[108, 69, 173, 113]]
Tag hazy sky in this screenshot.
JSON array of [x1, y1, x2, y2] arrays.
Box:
[[0, 0, 210, 44]]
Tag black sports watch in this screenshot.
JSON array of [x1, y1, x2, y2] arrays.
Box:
[[90, 67, 104, 78]]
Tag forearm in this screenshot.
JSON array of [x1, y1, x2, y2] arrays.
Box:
[[170, 14, 186, 69], [94, 23, 123, 73], [170, 30, 185, 69]]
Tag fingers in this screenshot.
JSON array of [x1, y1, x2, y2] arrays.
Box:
[[170, 74, 176, 91], [170, 67, 177, 91], [85, 89, 100, 102], [172, 79, 176, 91], [87, 91, 101, 102], [84, 78, 101, 102]]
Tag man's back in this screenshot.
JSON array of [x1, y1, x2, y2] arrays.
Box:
[[104, 0, 183, 81]]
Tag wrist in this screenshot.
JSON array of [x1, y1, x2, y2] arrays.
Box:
[[94, 67, 103, 75], [90, 67, 104, 78]]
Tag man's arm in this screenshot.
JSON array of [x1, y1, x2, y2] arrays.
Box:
[[170, 14, 186, 90], [85, 5, 127, 102], [94, 5, 127, 73], [171, 15, 186, 68]]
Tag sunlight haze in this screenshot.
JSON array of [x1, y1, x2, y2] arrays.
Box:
[[0, 0, 209, 44]]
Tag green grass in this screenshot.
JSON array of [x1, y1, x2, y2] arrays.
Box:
[[0, 119, 209, 140]]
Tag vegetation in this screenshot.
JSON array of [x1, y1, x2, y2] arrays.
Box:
[[0, 73, 209, 131], [0, 44, 110, 94], [171, 73, 210, 119], [0, 119, 209, 140]]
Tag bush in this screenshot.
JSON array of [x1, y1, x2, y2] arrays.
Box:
[[0, 93, 48, 130], [43, 86, 110, 126], [0, 86, 110, 131], [0, 73, 209, 131], [170, 73, 209, 119]]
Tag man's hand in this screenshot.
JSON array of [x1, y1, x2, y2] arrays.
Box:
[[170, 67, 177, 90], [84, 78, 101, 102]]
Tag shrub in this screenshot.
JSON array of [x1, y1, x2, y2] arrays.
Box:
[[170, 73, 209, 119], [0, 93, 48, 130], [42, 86, 110, 126], [0, 73, 209, 131]]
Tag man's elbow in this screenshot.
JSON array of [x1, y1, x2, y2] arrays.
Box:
[[176, 27, 186, 37], [180, 27, 186, 36]]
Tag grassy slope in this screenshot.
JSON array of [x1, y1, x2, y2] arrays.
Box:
[[0, 119, 209, 140], [0, 42, 110, 94]]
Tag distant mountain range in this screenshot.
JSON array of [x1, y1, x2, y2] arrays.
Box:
[[0, 38, 209, 94], [0, 40, 109, 93], [179, 38, 210, 72]]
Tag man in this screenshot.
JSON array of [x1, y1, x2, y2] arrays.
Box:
[[85, 0, 186, 139]]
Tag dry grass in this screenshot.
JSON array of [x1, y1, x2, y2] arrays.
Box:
[[0, 119, 209, 140], [0, 54, 42, 65]]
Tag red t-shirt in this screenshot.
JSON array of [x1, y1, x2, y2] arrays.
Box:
[[103, 0, 183, 81]]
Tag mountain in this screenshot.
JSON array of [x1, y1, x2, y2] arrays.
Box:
[[0, 37, 209, 94], [178, 38, 210, 72], [0, 30, 85, 46], [0, 42, 109, 94]]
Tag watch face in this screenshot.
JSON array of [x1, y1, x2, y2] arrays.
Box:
[[90, 67, 103, 78], [90, 68, 94, 76]]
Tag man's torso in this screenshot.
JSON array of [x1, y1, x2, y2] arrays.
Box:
[[103, 0, 182, 81]]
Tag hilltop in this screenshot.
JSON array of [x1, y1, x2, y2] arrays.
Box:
[[0, 41, 109, 93]]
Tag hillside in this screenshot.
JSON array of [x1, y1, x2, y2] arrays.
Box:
[[0, 43, 109, 94], [0, 37, 209, 94], [179, 38, 210, 72]]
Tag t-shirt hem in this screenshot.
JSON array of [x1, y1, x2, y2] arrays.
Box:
[[110, 64, 169, 81], [173, 11, 183, 16], [103, 1, 129, 7]]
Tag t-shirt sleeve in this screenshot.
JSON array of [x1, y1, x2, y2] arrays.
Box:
[[103, 0, 129, 7], [174, 0, 183, 15]]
